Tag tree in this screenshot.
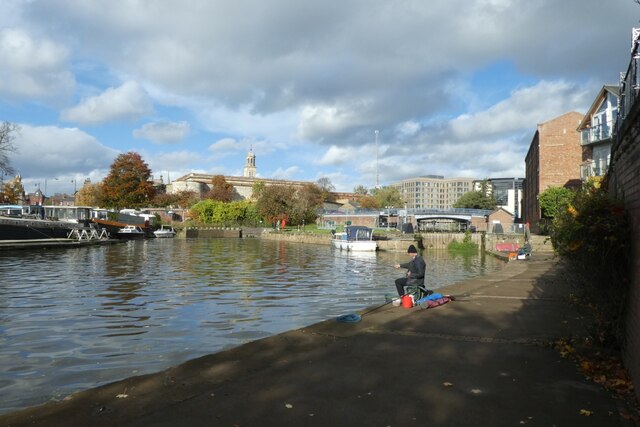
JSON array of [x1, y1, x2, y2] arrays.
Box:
[[316, 177, 336, 202], [291, 183, 324, 225], [207, 175, 235, 202], [453, 191, 497, 210], [100, 152, 156, 209], [0, 122, 19, 175], [152, 190, 199, 208], [189, 199, 259, 226], [371, 186, 403, 208], [251, 180, 266, 200], [358, 195, 380, 209], [353, 185, 368, 195], [2, 175, 24, 204], [255, 184, 295, 225], [75, 182, 102, 207], [539, 186, 575, 219]]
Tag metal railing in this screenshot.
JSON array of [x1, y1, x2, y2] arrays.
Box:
[[580, 122, 613, 146], [618, 28, 640, 133], [580, 161, 608, 180]]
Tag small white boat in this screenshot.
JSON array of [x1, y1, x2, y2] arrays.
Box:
[[332, 225, 377, 252], [116, 225, 146, 239], [154, 225, 176, 238]]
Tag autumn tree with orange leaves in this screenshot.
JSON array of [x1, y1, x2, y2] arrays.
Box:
[[207, 175, 235, 202], [99, 152, 156, 209]]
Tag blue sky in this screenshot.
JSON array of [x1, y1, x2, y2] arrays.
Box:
[[1, 0, 639, 195]]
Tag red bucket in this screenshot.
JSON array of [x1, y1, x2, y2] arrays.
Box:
[[401, 295, 414, 309]]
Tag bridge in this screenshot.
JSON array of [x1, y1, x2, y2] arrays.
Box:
[[410, 208, 492, 224]]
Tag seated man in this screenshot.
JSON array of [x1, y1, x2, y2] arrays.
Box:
[[394, 244, 430, 298]]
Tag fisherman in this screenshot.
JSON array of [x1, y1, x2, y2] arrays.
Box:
[[394, 244, 430, 298]]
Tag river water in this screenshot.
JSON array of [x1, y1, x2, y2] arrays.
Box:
[[0, 238, 505, 414]]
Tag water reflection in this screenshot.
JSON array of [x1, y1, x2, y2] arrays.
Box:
[[0, 238, 504, 414]]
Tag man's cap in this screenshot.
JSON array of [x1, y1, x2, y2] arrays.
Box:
[[407, 244, 418, 254]]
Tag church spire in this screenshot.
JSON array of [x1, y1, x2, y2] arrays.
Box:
[[243, 146, 257, 178]]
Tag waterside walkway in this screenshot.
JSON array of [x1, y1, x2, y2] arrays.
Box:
[[1, 253, 636, 426]]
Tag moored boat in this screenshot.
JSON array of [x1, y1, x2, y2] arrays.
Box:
[[116, 225, 146, 239], [153, 225, 176, 238], [0, 205, 95, 240], [332, 225, 377, 252]]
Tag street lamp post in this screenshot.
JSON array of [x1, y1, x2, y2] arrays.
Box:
[[44, 178, 58, 198]]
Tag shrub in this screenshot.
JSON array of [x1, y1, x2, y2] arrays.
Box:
[[550, 181, 631, 348], [448, 230, 478, 252]]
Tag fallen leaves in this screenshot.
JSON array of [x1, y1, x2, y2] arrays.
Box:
[[554, 338, 639, 421]]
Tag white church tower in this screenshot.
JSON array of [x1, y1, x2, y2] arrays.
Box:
[[243, 147, 257, 178]]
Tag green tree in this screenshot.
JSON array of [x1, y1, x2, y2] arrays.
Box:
[[0, 122, 19, 175], [453, 191, 497, 210], [251, 180, 266, 200], [291, 183, 324, 225], [100, 152, 156, 209], [538, 186, 575, 219], [371, 186, 403, 208], [189, 199, 259, 226], [207, 175, 235, 202]]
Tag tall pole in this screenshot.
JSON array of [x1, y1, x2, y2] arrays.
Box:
[[375, 130, 379, 189]]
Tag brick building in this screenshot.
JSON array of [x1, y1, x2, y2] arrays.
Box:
[[523, 111, 584, 233]]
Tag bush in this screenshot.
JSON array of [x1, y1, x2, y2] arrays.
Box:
[[550, 181, 631, 348], [448, 230, 478, 252]]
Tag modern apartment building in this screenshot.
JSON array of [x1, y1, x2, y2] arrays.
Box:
[[475, 177, 524, 221], [577, 85, 619, 180], [390, 175, 475, 210], [524, 111, 584, 233]]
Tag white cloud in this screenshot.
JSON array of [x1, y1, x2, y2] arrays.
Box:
[[133, 121, 190, 144], [448, 80, 593, 141], [60, 81, 153, 125], [0, 28, 74, 98], [271, 166, 301, 180], [208, 137, 240, 153], [11, 125, 118, 181], [396, 121, 421, 137]]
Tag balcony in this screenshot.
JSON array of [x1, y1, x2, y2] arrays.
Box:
[[580, 123, 613, 146], [580, 160, 608, 181]]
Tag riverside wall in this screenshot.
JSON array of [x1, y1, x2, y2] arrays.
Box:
[[607, 94, 640, 398], [254, 230, 538, 253]]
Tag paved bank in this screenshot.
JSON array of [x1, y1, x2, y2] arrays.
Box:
[[1, 254, 634, 426]]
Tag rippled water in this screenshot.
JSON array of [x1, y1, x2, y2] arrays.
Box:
[[0, 238, 505, 414]]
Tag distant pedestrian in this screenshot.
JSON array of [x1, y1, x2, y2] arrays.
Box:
[[394, 244, 429, 297]]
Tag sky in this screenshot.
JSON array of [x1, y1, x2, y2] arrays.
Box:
[[1, 0, 639, 196]]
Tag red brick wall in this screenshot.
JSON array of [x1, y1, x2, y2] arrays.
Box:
[[524, 112, 584, 233], [607, 98, 640, 400]]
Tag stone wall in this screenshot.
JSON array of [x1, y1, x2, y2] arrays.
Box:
[[184, 228, 242, 238], [607, 95, 640, 399]]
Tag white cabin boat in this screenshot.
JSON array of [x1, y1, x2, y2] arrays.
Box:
[[116, 225, 146, 239], [332, 225, 377, 252], [154, 225, 176, 238]]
